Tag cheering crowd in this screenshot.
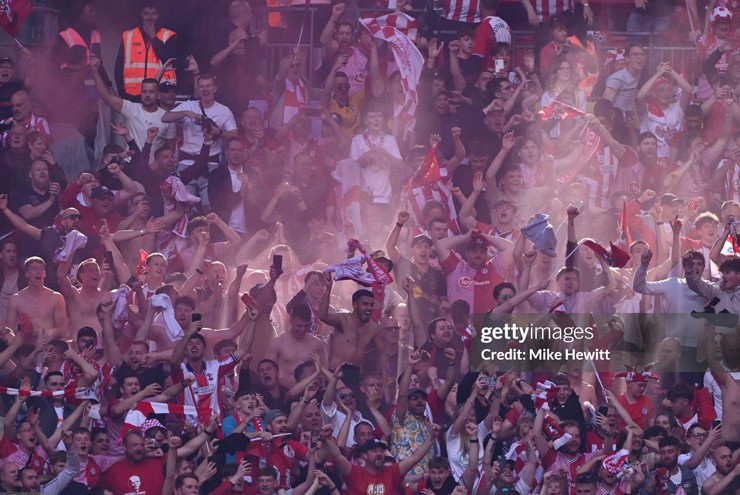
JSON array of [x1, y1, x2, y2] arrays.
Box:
[[0, 0, 738, 493]]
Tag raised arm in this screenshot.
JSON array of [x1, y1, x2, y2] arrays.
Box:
[[320, 4, 344, 52], [0, 194, 41, 240], [90, 55, 123, 113], [318, 272, 341, 327], [434, 230, 473, 264], [532, 408, 552, 458], [484, 133, 515, 185], [398, 423, 441, 476], [386, 211, 410, 264], [63, 349, 99, 387], [99, 298, 123, 368], [401, 277, 427, 348]]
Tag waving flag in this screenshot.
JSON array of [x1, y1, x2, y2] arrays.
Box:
[[538, 100, 586, 121], [0, 0, 31, 38], [360, 12, 422, 138], [123, 402, 212, 436], [582, 239, 631, 268], [402, 145, 460, 235]]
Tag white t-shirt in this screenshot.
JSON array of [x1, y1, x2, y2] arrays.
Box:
[[446, 422, 490, 491], [349, 132, 401, 204], [228, 168, 247, 233], [639, 100, 684, 159], [678, 453, 716, 487], [176, 99, 237, 156], [121, 100, 176, 160]]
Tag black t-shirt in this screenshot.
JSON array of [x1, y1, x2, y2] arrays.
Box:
[[0, 81, 23, 121], [114, 361, 167, 389]]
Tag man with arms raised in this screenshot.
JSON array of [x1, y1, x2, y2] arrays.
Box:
[[319, 273, 387, 377], [6, 257, 67, 340], [704, 323, 740, 453], [265, 303, 328, 387]]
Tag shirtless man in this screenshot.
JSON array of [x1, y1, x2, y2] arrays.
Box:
[[265, 303, 328, 387], [116, 193, 158, 275], [57, 258, 111, 334], [136, 294, 251, 360], [319, 273, 387, 380], [705, 322, 740, 449], [139, 252, 167, 300], [6, 257, 68, 340], [702, 446, 740, 495]]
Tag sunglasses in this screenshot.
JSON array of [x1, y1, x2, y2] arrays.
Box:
[[338, 393, 355, 400], [65, 214, 81, 220], [500, 294, 514, 301]]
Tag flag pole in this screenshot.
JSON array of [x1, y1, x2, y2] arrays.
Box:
[[13, 38, 24, 50]]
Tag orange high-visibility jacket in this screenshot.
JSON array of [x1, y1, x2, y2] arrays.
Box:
[[121, 27, 177, 96], [58, 27, 101, 68]]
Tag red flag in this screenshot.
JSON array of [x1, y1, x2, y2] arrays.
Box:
[[620, 199, 632, 248], [408, 144, 444, 186], [0, 0, 31, 38], [582, 240, 631, 268], [538, 100, 586, 122]]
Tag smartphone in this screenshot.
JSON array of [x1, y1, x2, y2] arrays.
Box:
[[241, 292, 257, 308], [598, 405, 609, 417], [340, 363, 361, 386], [273, 254, 283, 274], [573, 200, 584, 211], [586, 30, 595, 43], [304, 108, 322, 118], [126, 275, 139, 287], [103, 251, 113, 267], [712, 419, 722, 428], [191, 312, 202, 323], [494, 59, 505, 73]]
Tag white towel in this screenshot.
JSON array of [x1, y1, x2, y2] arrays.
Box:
[[111, 286, 130, 329], [53, 230, 88, 263], [150, 293, 184, 341]]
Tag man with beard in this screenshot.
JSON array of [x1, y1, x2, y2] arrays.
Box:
[[435, 230, 514, 314], [112, 340, 167, 390], [324, 425, 441, 495], [319, 275, 387, 372], [286, 271, 330, 338], [322, 366, 375, 447], [169, 309, 256, 418], [266, 304, 328, 387], [390, 351, 439, 477], [618, 132, 670, 195], [702, 446, 740, 495], [387, 212, 448, 330], [534, 409, 604, 494], [243, 410, 311, 491], [640, 436, 698, 495], [103, 427, 216, 495], [93, 61, 175, 158], [253, 359, 290, 410], [11, 160, 60, 235]]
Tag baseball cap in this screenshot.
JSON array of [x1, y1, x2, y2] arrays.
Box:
[[159, 80, 177, 92], [659, 193, 685, 206], [468, 235, 488, 250], [410, 234, 433, 247], [359, 439, 389, 453], [264, 409, 287, 424], [408, 387, 428, 399], [61, 207, 81, 219], [91, 186, 114, 199], [0, 57, 15, 67]]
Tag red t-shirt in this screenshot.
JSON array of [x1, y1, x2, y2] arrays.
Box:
[[345, 463, 404, 495], [243, 439, 308, 490], [101, 457, 166, 495], [617, 394, 655, 431]]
